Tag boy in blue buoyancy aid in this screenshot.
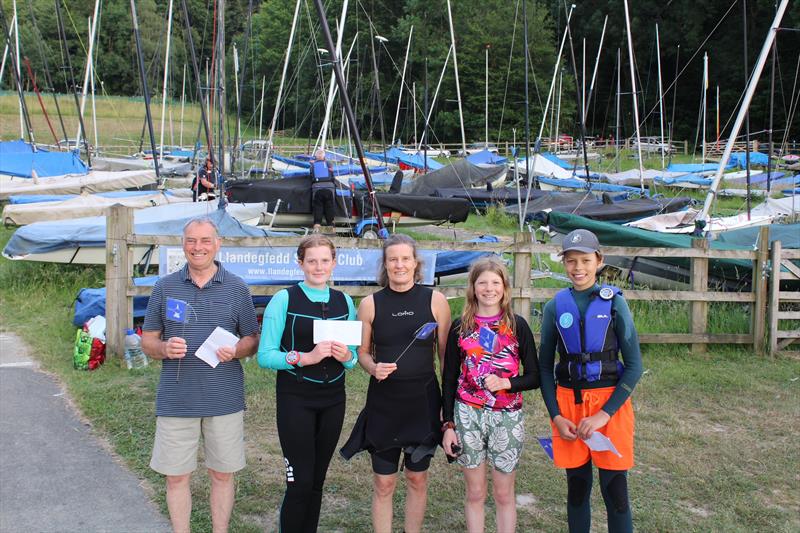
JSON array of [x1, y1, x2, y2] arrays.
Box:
[[538, 229, 643, 533], [310, 149, 336, 232]]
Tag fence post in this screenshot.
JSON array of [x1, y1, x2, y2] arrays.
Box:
[[512, 232, 531, 320], [752, 226, 770, 355], [105, 204, 134, 363], [689, 238, 709, 354], [767, 240, 782, 357]]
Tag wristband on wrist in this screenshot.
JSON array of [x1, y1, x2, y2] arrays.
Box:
[[441, 421, 456, 432], [285, 350, 300, 366]]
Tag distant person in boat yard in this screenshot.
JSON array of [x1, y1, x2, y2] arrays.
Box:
[[193, 157, 217, 202], [310, 149, 337, 233]]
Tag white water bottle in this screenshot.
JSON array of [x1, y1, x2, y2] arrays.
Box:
[[124, 329, 148, 370]]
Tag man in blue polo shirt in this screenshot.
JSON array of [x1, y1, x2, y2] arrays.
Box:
[[141, 216, 259, 533]]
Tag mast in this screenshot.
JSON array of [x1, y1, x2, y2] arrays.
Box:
[[179, 64, 186, 147], [668, 45, 680, 166], [616, 48, 621, 173], [130, 0, 160, 180], [564, 15, 591, 179], [76, 0, 100, 147], [623, 0, 645, 192], [0, 3, 33, 144], [54, 0, 91, 165], [369, 30, 387, 156], [390, 26, 413, 147], [522, 4, 574, 217], [88, 18, 98, 152], [315, 0, 348, 153], [311, 0, 387, 237], [159, 0, 175, 164], [417, 44, 452, 150], [586, 15, 608, 124], [656, 23, 666, 169], [257, 74, 265, 140], [446, 0, 466, 154], [13, 0, 22, 138], [702, 52, 708, 163], [485, 44, 489, 146], [230, 0, 254, 172], [264, 0, 301, 170], [742, 0, 751, 218], [0, 12, 14, 87], [699, 0, 789, 223], [216, 0, 226, 177], [767, 38, 776, 193]]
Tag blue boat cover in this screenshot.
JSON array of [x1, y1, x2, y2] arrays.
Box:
[[365, 147, 444, 171], [730, 151, 769, 168], [3, 203, 290, 258], [540, 152, 572, 169], [538, 176, 646, 195], [346, 172, 397, 190], [467, 150, 508, 165], [0, 140, 88, 178]]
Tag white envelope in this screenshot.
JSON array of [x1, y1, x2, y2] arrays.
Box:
[[313, 320, 362, 346], [195, 327, 240, 368]]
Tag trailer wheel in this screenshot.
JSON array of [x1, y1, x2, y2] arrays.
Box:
[[360, 224, 380, 239]]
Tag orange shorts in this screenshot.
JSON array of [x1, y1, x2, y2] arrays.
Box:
[[550, 385, 634, 470]]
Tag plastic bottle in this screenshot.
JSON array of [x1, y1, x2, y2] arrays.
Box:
[[124, 329, 148, 370]]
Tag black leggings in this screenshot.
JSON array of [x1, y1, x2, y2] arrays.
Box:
[[276, 382, 345, 533], [566, 461, 632, 533], [312, 188, 336, 226]]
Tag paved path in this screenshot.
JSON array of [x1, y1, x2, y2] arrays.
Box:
[[0, 332, 170, 533]]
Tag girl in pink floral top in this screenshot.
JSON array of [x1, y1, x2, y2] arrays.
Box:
[[442, 257, 539, 533]]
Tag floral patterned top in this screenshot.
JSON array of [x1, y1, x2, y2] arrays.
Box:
[[442, 314, 540, 421]]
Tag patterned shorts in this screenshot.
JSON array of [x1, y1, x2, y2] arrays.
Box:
[[454, 401, 525, 474]]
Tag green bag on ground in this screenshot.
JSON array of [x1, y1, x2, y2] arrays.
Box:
[[73, 329, 92, 370]]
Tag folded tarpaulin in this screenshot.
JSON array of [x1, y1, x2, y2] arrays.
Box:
[[540, 152, 572, 169], [729, 151, 769, 168]]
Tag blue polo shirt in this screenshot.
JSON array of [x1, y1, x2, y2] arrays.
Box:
[[143, 262, 259, 417]]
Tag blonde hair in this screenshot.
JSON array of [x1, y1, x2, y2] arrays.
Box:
[[460, 257, 515, 337], [377, 234, 423, 287]]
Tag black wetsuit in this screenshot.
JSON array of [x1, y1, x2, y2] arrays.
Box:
[[275, 284, 350, 533], [341, 284, 442, 475]]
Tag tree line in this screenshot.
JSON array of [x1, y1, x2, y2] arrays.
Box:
[[2, 0, 798, 148]]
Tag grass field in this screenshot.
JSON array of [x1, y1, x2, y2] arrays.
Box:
[[0, 221, 798, 532]]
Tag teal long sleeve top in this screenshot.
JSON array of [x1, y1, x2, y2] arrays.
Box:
[[538, 284, 643, 419], [257, 282, 358, 370]]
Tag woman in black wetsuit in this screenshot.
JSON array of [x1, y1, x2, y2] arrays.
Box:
[[257, 234, 358, 532], [341, 234, 451, 533]]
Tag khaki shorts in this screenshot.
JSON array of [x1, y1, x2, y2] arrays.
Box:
[[150, 411, 245, 476]]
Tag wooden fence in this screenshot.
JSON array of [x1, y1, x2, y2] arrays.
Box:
[[104, 207, 797, 362]]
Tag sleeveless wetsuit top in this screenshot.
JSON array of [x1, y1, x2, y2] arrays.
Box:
[[372, 284, 436, 379], [279, 284, 350, 385]]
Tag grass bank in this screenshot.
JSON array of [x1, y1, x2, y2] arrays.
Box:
[[0, 224, 798, 532]]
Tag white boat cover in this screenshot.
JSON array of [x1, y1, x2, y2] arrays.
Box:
[[750, 195, 800, 218], [2, 189, 194, 226], [0, 169, 157, 200], [626, 208, 773, 233], [514, 155, 574, 179]]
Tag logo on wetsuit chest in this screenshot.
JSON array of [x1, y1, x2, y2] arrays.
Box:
[[392, 310, 415, 317]]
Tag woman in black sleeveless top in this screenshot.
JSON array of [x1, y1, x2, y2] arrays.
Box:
[[341, 234, 451, 533]]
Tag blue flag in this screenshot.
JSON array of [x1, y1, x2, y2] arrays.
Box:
[[166, 298, 188, 323], [414, 322, 438, 340], [478, 326, 497, 352], [537, 437, 554, 461]]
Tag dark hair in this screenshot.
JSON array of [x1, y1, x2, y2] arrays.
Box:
[[297, 234, 336, 262], [377, 234, 423, 287]]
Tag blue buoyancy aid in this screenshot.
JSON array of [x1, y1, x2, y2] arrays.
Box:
[[554, 286, 624, 403], [312, 160, 332, 181]]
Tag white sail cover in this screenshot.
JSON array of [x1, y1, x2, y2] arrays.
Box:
[[0, 170, 157, 200]]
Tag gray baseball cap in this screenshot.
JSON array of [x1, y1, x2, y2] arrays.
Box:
[[559, 229, 601, 255]]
